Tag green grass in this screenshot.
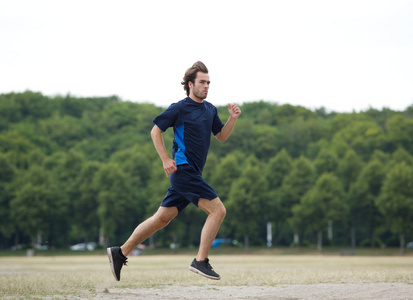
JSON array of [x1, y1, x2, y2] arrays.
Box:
[[1, 245, 412, 257]]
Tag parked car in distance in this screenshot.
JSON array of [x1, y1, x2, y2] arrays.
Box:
[[10, 244, 48, 250], [10, 244, 22, 251], [131, 244, 146, 256], [35, 244, 48, 250], [70, 242, 97, 251], [211, 238, 238, 248]]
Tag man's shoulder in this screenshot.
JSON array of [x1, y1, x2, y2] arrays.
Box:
[[163, 98, 187, 114], [203, 100, 218, 111], [169, 98, 186, 107]]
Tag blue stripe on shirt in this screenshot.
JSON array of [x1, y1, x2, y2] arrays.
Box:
[[174, 122, 188, 165]]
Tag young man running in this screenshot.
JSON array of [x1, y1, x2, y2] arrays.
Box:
[[107, 61, 241, 281]]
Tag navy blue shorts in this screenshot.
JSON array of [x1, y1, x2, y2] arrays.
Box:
[[160, 164, 218, 213]]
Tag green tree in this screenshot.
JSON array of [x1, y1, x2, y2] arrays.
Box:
[[348, 159, 385, 247], [0, 130, 37, 169], [209, 119, 254, 159], [386, 114, 413, 153], [0, 154, 15, 241], [99, 101, 139, 133], [314, 149, 338, 177], [9, 166, 68, 248], [275, 118, 327, 158], [144, 160, 174, 248], [273, 104, 318, 125], [329, 135, 351, 159], [278, 156, 315, 245], [370, 150, 391, 166], [95, 163, 135, 246], [388, 147, 413, 169], [70, 161, 102, 244], [265, 149, 293, 190], [333, 120, 383, 160], [238, 101, 277, 125], [3, 92, 413, 250], [39, 114, 90, 148], [202, 152, 218, 184], [376, 162, 413, 254], [290, 173, 347, 251], [227, 156, 268, 251], [337, 149, 363, 193], [111, 144, 156, 193], [210, 151, 245, 202], [253, 125, 279, 160], [2, 91, 54, 121], [337, 149, 364, 247], [265, 149, 293, 244]]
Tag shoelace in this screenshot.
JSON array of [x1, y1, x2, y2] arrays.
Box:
[[204, 258, 213, 271], [122, 257, 128, 266]]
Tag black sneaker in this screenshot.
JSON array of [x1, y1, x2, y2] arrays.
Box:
[[107, 246, 127, 281], [188, 258, 221, 280]]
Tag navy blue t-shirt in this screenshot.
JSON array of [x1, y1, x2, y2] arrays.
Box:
[[152, 97, 225, 174]]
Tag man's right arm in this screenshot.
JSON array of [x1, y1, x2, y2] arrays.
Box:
[[151, 125, 177, 177]]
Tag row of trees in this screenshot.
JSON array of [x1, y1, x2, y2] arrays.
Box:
[[1, 92, 413, 253]]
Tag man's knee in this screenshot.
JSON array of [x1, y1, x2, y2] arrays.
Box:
[[199, 197, 226, 219], [216, 200, 226, 219], [153, 207, 178, 228]]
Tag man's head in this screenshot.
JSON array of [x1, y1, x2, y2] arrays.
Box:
[[181, 61, 209, 99]]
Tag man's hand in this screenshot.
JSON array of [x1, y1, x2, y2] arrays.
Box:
[[151, 125, 177, 178], [215, 103, 241, 142], [163, 158, 177, 177], [228, 103, 241, 119]]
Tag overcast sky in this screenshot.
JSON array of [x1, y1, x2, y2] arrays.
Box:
[[1, 0, 413, 112]]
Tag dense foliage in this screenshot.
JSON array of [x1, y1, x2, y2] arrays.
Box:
[[1, 91, 413, 252]]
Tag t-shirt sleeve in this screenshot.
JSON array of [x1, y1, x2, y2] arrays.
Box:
[[211, 108, 225, 136], [152, 102, 180, 132]]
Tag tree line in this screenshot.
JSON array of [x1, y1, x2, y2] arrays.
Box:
[[1, 91, 413, 253]]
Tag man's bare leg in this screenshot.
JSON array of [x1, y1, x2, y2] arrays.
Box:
[[121, 206, 178, 256], [196, 197, 226, 261], [107, 206, 178, 281], [188, 197, 226, 280]]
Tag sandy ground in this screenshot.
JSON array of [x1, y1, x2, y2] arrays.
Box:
[[39, 283, 413, 300]]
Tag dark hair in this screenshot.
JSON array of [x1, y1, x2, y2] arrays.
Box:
[[181, 61, 209, 96]]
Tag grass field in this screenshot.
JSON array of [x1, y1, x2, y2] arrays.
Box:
[[1, 248, 413, 299]]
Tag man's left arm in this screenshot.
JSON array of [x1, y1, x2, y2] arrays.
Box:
[[216, 103, 241, 142]]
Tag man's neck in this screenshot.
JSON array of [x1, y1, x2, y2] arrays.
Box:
[[189, 94, 204, 103]]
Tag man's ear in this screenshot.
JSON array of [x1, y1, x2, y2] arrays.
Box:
[[188, 81, 193, 89]]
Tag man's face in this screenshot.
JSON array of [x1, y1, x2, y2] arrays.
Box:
[[190, 72, 210, 101]]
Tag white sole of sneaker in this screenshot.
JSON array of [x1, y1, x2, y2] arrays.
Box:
[[188, 266, 221, 280], [107, 248, 120, 281]]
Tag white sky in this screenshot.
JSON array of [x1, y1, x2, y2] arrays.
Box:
[[1, 0, 413, 112]]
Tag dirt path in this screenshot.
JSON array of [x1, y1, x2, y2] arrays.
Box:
[[43, 283, 412, 299]]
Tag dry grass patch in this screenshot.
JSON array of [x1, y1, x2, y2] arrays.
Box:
[[0, 254, 412, 298]]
